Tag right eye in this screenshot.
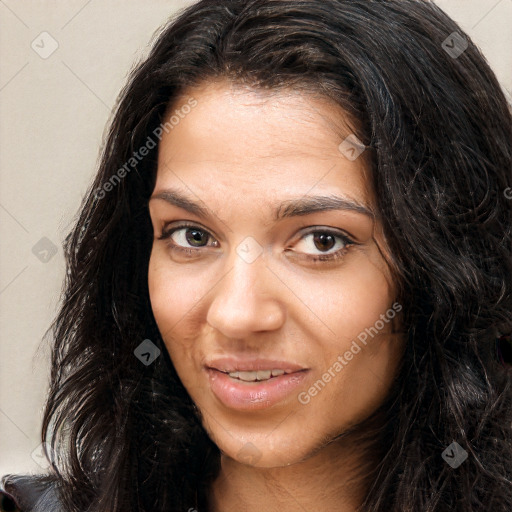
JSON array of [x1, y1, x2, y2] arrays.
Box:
[[157, 222, 219, 257]]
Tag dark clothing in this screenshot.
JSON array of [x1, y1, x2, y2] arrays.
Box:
[[0, 474, 64, 512]]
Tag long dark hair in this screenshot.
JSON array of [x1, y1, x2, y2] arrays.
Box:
[[39, 1, 512, 510]]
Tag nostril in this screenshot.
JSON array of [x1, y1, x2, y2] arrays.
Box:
[[0, 491, 21, 512]]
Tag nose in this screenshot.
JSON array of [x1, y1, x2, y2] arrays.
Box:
[[206, 246, 286, 339]]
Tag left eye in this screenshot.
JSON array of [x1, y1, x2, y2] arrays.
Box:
[[293, 229, 351, 256]]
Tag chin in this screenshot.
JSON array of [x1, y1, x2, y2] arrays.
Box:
[[206, 427, 320, 468]]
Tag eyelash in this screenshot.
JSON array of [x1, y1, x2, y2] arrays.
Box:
[[157, 222, 357, 264]]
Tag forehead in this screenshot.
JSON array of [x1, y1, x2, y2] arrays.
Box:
[[154, 79, 373, 208]]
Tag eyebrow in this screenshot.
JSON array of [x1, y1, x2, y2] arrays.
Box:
[[149, 188, 375, 221]]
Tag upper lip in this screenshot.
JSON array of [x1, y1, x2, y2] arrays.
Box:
[[206, 357, 308, 373]]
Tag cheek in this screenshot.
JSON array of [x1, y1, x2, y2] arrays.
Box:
[[340, 268, 393, 338], [329, 262, 399, 383], [148, 250, 176, 331], [147, 248, 210, 387], [302, 257, 394, 346], [296, 257, 400, 420], [147, 250, 192, 359], [148, 247, 205, 331]]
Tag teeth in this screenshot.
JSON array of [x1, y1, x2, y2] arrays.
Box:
[[227, 369, 288, 381], [256, 370, 271, 380], [237, 371, 257, 381]]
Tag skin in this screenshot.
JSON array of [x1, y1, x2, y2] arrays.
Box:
[[147, 78, 406, 512]]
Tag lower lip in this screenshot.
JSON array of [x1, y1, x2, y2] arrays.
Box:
[[206, 368, 309, 411]]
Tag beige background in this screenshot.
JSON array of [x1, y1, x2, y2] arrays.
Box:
[[0, 0, 511, 475]]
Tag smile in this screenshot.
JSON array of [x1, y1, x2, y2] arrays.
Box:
[[206, 367, 309, 410], [224, 369, 288, 381]]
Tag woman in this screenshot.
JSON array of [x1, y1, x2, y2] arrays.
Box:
[[1, 0, 511, 510]]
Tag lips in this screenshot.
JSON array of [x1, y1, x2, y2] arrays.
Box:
[[204, 357, 309, 410]]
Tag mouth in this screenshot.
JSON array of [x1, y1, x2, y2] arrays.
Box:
[[204, 358, 309, 410], [215, 368, 298, 382]]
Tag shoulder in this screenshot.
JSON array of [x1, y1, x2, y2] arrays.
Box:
[[0, 473, 66, 512]]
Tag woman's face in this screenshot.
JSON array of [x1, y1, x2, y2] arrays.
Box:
[[148, 79, 405, 467]]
